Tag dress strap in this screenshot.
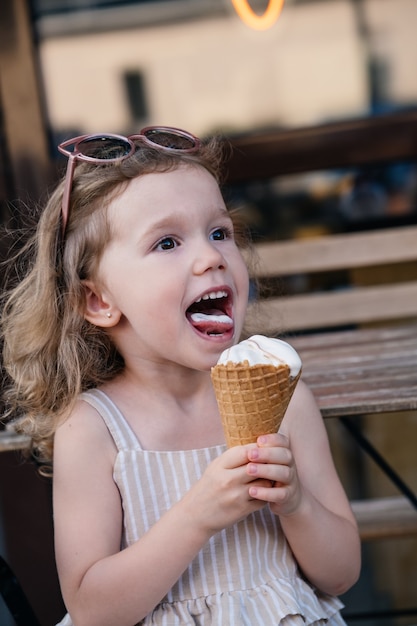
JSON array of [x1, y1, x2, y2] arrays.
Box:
[[80, 388, 142, 451]]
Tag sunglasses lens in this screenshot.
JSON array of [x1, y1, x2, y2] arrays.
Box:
[[77, 136, 132, 160], [143, 129, 197, 151]]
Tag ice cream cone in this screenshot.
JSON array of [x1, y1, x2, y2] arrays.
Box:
[[211, 360, 301, 447]]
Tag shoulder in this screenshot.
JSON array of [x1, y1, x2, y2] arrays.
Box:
[[284, 378, 320, 421], [280, 378, 325, 443], [54, 395, 117, 472], [289, 377, 317, 408]]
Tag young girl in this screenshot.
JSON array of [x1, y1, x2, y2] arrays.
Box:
[[1, 126, 360, 626]]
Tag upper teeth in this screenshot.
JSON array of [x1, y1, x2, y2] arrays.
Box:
[[195, 290, 227, 303]]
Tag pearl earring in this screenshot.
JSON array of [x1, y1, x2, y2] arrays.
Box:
[[106, 312, 112, 318]]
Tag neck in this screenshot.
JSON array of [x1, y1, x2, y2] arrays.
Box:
[[101, 366, 224, 451]]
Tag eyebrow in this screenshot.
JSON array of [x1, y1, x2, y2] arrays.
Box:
[[141, 206, 231, 239], [140, 214, 188, 240]]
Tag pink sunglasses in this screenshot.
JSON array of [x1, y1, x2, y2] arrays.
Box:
[[57, 126, 201, 236]]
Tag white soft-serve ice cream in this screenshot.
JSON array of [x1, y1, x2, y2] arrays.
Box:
[[217, 335, 302, 376], [211, 335, 302, 447]]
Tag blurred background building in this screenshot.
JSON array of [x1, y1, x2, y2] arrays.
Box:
[[33, 0, 417, 136], [31, 0, 417, 243]]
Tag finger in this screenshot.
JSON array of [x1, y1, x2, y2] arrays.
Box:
[[257, 432, 289, 448], [221, 443, 258, 469], [247, 444, 293, 467], [248, 483, 288, 503], [247, 478, 276, 499], [247, 461, 292, 485]]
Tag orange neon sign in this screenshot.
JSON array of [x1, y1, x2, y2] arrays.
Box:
[[231, 0, 285, 30]]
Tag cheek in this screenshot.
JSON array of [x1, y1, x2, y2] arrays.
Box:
[[137, 279, 179, 321]]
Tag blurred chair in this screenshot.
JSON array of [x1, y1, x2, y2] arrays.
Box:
[[0, 555, 40, 626]]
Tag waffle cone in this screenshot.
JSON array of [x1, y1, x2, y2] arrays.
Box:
[[211, 361, 301, 447]]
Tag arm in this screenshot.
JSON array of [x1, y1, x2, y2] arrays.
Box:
[[246, 380, 361, 596], [53, 401, 268, 626]]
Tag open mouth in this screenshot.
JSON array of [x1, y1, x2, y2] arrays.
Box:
[[186, 289, 234, 336]]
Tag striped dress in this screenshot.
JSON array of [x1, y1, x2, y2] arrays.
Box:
[[57, 388, 347, 626]]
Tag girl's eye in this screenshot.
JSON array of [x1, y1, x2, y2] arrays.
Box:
[[155, 236, 178, 251], [210, 226, 233, 241]]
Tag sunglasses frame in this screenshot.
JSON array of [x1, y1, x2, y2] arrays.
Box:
[[57, 126, 201, 236]]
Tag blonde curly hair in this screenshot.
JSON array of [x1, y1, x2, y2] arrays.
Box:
[[1, 135, 248, 470]]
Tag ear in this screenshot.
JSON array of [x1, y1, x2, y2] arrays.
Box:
[[82, 280, 121, 328]]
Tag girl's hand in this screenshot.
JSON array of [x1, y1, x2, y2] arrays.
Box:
[[184, 445, 271, 536], [245, 433, 303, 517]]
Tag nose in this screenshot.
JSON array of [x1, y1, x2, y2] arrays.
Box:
[[192, 239, 227, 275]]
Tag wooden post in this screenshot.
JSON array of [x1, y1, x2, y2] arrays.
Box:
[[0, 2, 64, 623], [0, 0, 51, 222]]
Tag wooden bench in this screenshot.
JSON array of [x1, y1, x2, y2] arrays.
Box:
[[244, 225, 417, 541], [351, 495, 417, 541], [0, 429, 31, 453], [245, 224, 417, 333]]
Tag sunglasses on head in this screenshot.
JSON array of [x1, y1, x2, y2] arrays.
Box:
[[57, 126, 201, 236]]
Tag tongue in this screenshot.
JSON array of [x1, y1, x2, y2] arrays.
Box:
[[189, 312, 233, 335]]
